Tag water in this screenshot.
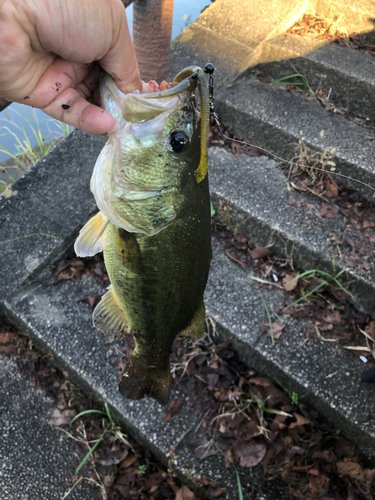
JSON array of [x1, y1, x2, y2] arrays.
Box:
[[0, 0, 209, 163]]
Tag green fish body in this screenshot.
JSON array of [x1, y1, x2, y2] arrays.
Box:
[[75, 68, 211, 404]]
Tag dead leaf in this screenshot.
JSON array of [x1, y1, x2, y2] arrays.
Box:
[[248, 377, 274, 387], [283, 272, 299, 291], [263, 322, 285, 339], [320, 203, 339, 218], [289, 413, 313, 432], [236, 443, 266, 468], [365, 321, 375, 341], [257, 72, 271, 83], [363, 219, 375, 228], [176, 485, 197, 500], [325, 178, 339, 197], [77, 295, 101, 308], [249, 247, 273, 260], [98, 448, 128, 466], [163, 397, 182, 423], [49, 408, 76, 426], [291, 180, 308, 192], [336, 461, 361, 479], [225, 251, 244, 268]]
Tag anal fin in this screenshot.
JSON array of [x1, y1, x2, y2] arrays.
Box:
[[177, 301, 205, 340], [74, 212, 108, 257], [93, 285, 130, 339]]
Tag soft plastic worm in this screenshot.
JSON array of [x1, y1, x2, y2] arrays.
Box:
[[173, 66, 210, 183]]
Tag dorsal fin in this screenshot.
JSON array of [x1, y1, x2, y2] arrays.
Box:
[[93, 285, 130, 339], [74, 212, 108, 257]]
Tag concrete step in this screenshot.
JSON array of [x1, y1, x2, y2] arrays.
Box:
[[245, 34, 375, 121], [208, 147, 375, 317], [0, 129, 294, 499], [215, 78, 375, 200], [3, 261, 295, 500], [170, 0, 375, 92], [205, 239, 375, 457], [0, 354, 99, 500], [169, 0, 310, 86], [2, 129, 374, 498]]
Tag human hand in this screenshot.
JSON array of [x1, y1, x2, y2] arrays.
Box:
[[0, 0, 142, 134]]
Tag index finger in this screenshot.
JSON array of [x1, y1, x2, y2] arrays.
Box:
[[98, 4, 142, 94]]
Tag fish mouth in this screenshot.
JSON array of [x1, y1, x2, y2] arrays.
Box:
[[101, 65, 211, 184], [100, 73, 194, 125]]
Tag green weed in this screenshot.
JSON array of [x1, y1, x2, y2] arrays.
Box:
[[284, 268, 353, 310], [71, 403, 128, 475], [138, 464, 147, 475], [273, 64, 315, 98], [234, 467, 244, 500], [276, 380, 307, 406]]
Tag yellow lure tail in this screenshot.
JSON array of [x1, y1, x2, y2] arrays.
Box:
[[173, 66, 210, 183]]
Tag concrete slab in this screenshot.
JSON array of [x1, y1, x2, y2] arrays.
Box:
[[3, 272, 294, 500], [0, 354, 100, 500], [169, 24, 252, 87], [195, 0, 309, 49], [5, 235, 374, 460], [247, 35, 375, 120], [0, 129, 105, 301], [169, 0, 310, 87], [208, 147, 375, 316], [215, 78, 375, 199]]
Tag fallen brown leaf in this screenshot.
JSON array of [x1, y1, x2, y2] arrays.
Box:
[[336, 461, 361, 479], [263, 322, 285, 339], [49, 408, 76, 426], [283, 272, 299, 292], [320, 203, 339, 218], [249, 247, 273, 260], [176, 485, 197, 500], [77, 295, 101, 308], [236, 443, 266, 468], [163, 396, 183, 423], [225, 251, 245, 268], [364, 219, 375, 228]]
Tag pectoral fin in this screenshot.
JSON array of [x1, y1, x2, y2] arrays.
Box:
[[177, 301, 205, 340], [74, 212, 109, 257], [93, 285, 130, 339]]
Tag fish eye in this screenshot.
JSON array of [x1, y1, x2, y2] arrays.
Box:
[[170, 131, 188, 153]]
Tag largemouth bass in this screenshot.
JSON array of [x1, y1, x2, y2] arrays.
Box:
[[74, 66, 212, 405]]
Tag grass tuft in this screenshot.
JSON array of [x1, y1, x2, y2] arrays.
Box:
[[0, 105, 72, 192]]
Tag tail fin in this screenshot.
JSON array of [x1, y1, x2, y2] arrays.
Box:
[[119, 353, 170, 405]]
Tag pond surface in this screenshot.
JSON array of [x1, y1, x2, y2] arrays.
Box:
[[0, 0, 210, 163]]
